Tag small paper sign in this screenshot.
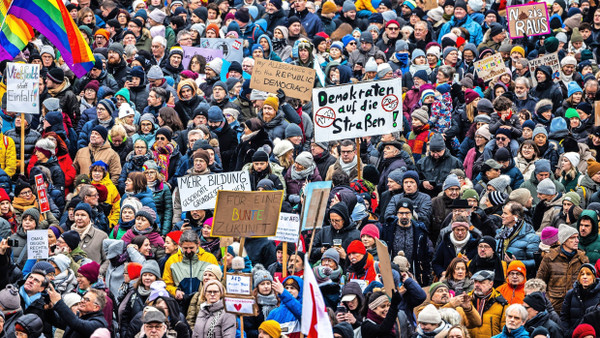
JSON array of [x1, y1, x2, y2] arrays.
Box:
[[225, 273, 253, 296], [35, 174, 50, 213], [6, 63, 40, 114], [269, 213, 301, 243], [27, 229, 48, 259], [506, 2, 550, 39], [224, 296, 257, 315]]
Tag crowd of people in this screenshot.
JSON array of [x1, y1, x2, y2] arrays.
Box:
[[0, 0, 599, 336]]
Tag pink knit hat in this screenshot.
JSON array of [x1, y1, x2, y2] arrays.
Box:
[[360, 224, 380, 239], [541, 226, 559, 246]]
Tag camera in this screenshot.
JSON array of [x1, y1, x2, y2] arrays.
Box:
[[7, 239, 18, 247]]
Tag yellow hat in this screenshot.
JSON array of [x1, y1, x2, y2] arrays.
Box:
[[264, 96, 279, 111], [258, 320, 281, 338], [510, 45, 525, 57]]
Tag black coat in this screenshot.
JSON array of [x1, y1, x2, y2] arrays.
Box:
[[234, 128, 273, 171], [213, 121, 239, 172], [51, 300, 108, 338], [175, 95, 203, 126], [244, 237, 277, 268], [524, 310, 563, 338], [561, 280, 600, 336], [36, 157, 66, 192], [432, 230, 480, 277], [314, 151, 336, 180], [107, 58, 131, 88], [310, 208, 361, 264], [530, 65, 563, 111]]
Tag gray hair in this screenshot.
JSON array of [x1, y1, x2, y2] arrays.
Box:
[[517, 58, 529, 68], [515, 77, 530, 89], [124, 44, 137, 58], [79, 184, 97, 200], [506, 304, 528, 322], [177, 29, 191, 41], [188, 129, 205, 140], [180, 230, 199, 245], [438, 308, 462, 326], [524, 278, 547, 293], [438, 65, 455, 80], [152, 36, 167, 48]]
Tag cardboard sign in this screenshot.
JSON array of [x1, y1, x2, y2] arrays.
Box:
[[199, 38, 243, 63], [313, 78, 403, 143], [5, 63, 40, 114], [528, 52, 560, 86], [376, 239, 395, 297], [506, 2, 550, 39], [225, 273, 253, 295], [269, 213, 301, 243], [301, 181, 333, 230], [178, 171, 251, 212], [211, 190, 284, 237], [224, 296, 257, 315], [474, 53, 508, 82], [34, 174, 50, 213], [27, 230, 48, 259], [181, 46, 223, 69], [250, 59, 316, 101], [421, 0, 438, 10], [595, 101, 600, 127]]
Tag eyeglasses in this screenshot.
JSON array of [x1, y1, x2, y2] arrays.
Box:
[[20, 190, 33, 196], [496, 137, 507, 141], [145, 324, 164, 330], [205, 290, 220, 295], [156, 136, 168, 141], [387, 26, 399, 31]]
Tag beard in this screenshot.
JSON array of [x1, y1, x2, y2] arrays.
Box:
[[108, 56, 120, 65]]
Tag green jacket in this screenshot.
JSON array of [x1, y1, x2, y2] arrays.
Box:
[[520, 174, 565, 206], [579, 210, 600, 265]]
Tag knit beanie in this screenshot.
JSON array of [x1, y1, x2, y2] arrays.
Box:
[[322, 248, 340, 265], [428, 282, 446, 298], [563, 152, 580, 169], [140, 260, 161, 279], [488, 191, 507, 206], [264, 96, 279, 111], [488, 175, 510, 193], [192, 149, 210, 164], [540, 226, 559, 246], [537, 178, 556, 195], [522, 291, 546, 312], [166, 230, 183, 245], [417, 304, 442, 324], [534, 159, 551, 175], [92, 125, 109, 142], [203, 279, 225, 296], [156, 127, 173, 142], [136, 206, 157, 225], [508, 188, 531, 206], [78, 261, 100, 283], [0, 285, 21, 313], [61, 230, 81, 250], [588, 159, 600, 177], [258, 320, 281, 338], [558, 223, 579, 244], [564, 191, 581, 206], [347, 240, 366, 255], [462, 189, 478, 201], [360, 224, 380, 239], [253, 264, 273, 288], [443, 174, 460, 191], [429, 133, 445, 151], [74, 203, 92, 218], [285, 124, 303, 138], [411, 107, 429, 124], [401, 170, 419, 186], [22, 208, 40, 226], [127, 262, 143, 280], [573, 324, 596, 338]]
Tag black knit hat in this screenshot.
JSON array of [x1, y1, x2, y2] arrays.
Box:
[[522, 292, 546, 312]]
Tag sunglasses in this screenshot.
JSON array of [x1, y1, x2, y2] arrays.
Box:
[[496, 137, 507, 141]]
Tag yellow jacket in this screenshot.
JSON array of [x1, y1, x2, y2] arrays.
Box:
[[467, 288, 508, 338], [355, 0, 377, 13], [162, 247, 218, 296], [0, 133, 17, 177], [93, 174, 121, 228]]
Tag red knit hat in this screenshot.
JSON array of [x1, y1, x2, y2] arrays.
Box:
[[0, 188, 9, 203], [573, 324, 596, 338], [347, 240, 366, 255], [166, 230, 183, 244], [360, 224, 380, 240], [127, 262, 143, 280], [78, 261, 100, 284]]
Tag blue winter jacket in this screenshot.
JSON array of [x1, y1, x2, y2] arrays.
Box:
[[121, 188, 158, 213], [78, 118, 116, 149], [438, 15, 483, 45], [495, 221, 540, 272], [491, 325, 530, 338], [501, 158, 525, 190], [266, 276, 303, 325]]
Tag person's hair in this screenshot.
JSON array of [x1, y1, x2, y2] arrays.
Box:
[[79, 184, 98, 201], [518, 109, 531, 121], [77, 7, 96, 26], [524, 278, 547, 292], [517, 59, 528, 68], [361, 290, 388, 316], [117, 9, 131, 23], [87, 288, 107, 309], [414, 20, 428, 31], [389, 131, 402, 140], [127, 172, 147, 194], [505, 201, 524, 219], [519, 140, 539, 158], [176, 29, 191, 42], [124, 45, 138, 59], [101, 0, 117, 10], [151, 87, 168, 103], [109, 124, 127, 140], [447, 325, 471, 338], [187, 129, 205, 140], [339, 139, 356, 150], [207, 2, 218, 11], [278, 149, 294, 169], [444, 257, 471, 282], [506, 303, 528, 322], [29, 271, 50, 288], [159, 108, 184, 131], [514, 77, 530, 89], [439, 308, 462, 326], [188, 54, 206, 72], [493, 95, 513, 111], [585, 79, 598, 90], [466, 99, 476, 123], [180, 229, 199, 244], [152, 35, 167, 48], [438, 65, 455, 80], [331, 170, 350, 187], [200, 281, 224, 302]]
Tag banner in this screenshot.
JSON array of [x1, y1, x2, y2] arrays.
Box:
[[269, 213, 301, 243], [34, 174, 50, 213], [177, 171, 251, 211], [27, 230, 48, 259], [211, 190, 284, 237], [250, 59, 316, 101], [528, 52, 560, 86], [313, 78, 403, 143], [181, 46, 223, 69], [506, 2, 550, 39], [199, 38, 243, 63], [474, 53, 508, 82], [5, 63, 39, 114]]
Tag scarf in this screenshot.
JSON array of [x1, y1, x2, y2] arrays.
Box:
[[119, 218, 135, 231], [98, 117, 112, 128], [560, 72, 573, 87], [450, 232, 471, 255], [473, 288, 493, 317], [47, 80, 67, 97], [366, 309, 397, 335], [152, 143, 174, 181], [121, 122, 137, 136], [201, 236, 220, 254], [241, 130, 259, 142], [339, 156, 357, 175], [147, 180, 158, 191], [206, 305, 224, 338], [72, 223, 92, 238], [257, 293, 278, 318], [291, 163, 315, 180], [561, 246, 576, 260], [408, 124, 431, 155], [2, 211, 18, 233], [133, 225, 155, 236], [19, 286, 41, 309], [138, 285, 151, 297]]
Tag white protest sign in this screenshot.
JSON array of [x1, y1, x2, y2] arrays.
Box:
[[27, 230, 48, 259], [528, 52, 560, 86], [313, 78, 403, 142], [177, 171, 251, 211], [6, 63, 40, 114], [181, 46, 223, 68], [199, 38, 244, 63], [225, 273, 252, 295], [269, 213, 300, 243], [224, 296, 256, 315]]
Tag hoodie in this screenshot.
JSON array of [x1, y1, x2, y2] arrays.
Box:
[[579, 210, 600, 265]]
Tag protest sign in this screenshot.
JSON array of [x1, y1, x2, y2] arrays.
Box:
[[506, 2, 550, 39], [313, 78, 403, 143], [211, 190, 284, 237], [178, 171, 251, 211], [224, 296, 257, 315], [376, 239, 395, 297], [269, 213, 301, 243], [474, 53, 508, 82], [27, 230, 48, 259], [250, 59, 316, 101], [226, 273, 253, 296], [596, 102, 600, 127], [34, 174, 50, 213], [5, 63, 40, 114], [199, 38, 243, 63], [301, 181, 333, 230], [528, 52, 560, 86], [421, 0, 438, 10], [181, 46, 223, 68]]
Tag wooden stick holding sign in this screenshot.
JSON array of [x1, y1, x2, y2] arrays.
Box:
[[282, 242, 288, 278], [20, 114, 25, 175], [595, 101, 600, 127], [356, 138, 362, 179], [376, 238, 402, 337]]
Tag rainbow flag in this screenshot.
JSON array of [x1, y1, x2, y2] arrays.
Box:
[[0, 0, 33, 61], [7, 0, 95, 77]]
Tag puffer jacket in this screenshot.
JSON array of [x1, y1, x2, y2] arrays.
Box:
[[266, 276, 303, 328], [259, 110, 289, 141], [91, 174, 121, 228], [191, 300, 236, 338], [492, 325, 529, 338], [467, 289, 508, 338], [438, 14, 483, 45], [385, 191, 432, 227], [117, 152, 154, 194], [35, 157, 66, 193], [578, 174, 600, 208], [500, 157, 524, 190], [496, 221, 540, 273], [514, 155, 538, 181], [416, 148, 464, 188], [151, 181, 173, 235], [537, 246, 589, 312], [561, 279, 600, 336], [579, 210, 600, 265], [0, 132, 17, 177], [6, 126, 41, 169]]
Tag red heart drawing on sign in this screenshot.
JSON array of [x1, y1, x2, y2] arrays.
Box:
[[234, 303, 242, 311]]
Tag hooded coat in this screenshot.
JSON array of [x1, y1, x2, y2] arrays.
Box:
[[310, 202, 361, 263], [266, 276, 303, 329], [530, 65, 563, 110], [579, 210, 600, 265]]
